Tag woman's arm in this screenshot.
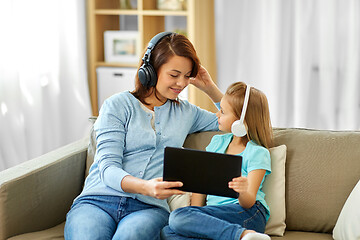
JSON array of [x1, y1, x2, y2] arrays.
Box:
[[96, 95, 184, 198], [228, 169, 266, 209], [190, 66, 223, 103], [190, 193, 207, 206]]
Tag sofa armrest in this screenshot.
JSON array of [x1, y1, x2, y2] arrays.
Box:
[[0, 137, 89, 240]]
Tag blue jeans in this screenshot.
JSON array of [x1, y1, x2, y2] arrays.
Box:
[[64, 195, 169, 240], [161, 201, 267, 240]]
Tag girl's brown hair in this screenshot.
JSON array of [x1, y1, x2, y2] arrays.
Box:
[[132, 33, 200, 105], [225, 82, 273, 149]]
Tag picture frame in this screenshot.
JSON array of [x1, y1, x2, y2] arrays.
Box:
[[104, 31, 139, 63], [157, 0, 185, 10]]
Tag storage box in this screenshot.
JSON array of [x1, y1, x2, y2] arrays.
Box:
[[97, 67, 137, 107]]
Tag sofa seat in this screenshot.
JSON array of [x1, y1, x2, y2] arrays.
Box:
[[8, 223, 333, 240], [272, 231, 333, 240]]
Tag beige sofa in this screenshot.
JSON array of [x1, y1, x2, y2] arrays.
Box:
[[1, 124, 359, 240]]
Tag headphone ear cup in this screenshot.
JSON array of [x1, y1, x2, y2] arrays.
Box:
[[138, 64, 148, 87], [138, 64, 157, 87], [146, 64, 157, 87], [231, 120, 247, 137]]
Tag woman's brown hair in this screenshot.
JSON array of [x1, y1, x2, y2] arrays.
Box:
[[225, 82, 273, 149], [132, 33, 200, 105]]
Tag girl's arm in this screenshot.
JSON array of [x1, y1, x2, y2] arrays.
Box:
[[229, 169, 266, 209], [190, 66, 223, 103], [190, 193, 207, 206], [190, 193, 206, 207]]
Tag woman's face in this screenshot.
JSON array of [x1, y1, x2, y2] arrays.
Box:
[[216, 95, 238, 133], [156, 55, 192, 101]]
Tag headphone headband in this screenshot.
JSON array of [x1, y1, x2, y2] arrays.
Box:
[[231, 84, 251, 137], [239, 84, 251, 123], [142, 32, 173, 64], [138, 32, 174, 87]]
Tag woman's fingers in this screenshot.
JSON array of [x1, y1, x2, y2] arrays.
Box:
[[148, 178, 184, 199]]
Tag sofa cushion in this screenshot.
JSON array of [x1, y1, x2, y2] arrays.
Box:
[[333, 179, 360, 240], [167, 192, 191, 212], [263, 144, 287, 236], [273, 128, 360, 233]]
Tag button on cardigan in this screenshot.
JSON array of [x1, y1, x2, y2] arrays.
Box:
[[78, 91, 219, 212]]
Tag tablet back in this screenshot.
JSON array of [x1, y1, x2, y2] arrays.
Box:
[[163, 147, 242, 198]]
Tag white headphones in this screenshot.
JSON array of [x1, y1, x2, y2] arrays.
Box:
[[231, 84, 251, 137]]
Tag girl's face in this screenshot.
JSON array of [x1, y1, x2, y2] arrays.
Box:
[[156, 55, 192, 101], [216, 95, 239, 133]]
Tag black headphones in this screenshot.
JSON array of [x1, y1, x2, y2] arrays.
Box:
[[138, 32, 174, 88]]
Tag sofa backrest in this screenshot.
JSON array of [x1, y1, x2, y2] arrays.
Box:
[[86, 121, 360, 234], [272, 128, 360, 233]]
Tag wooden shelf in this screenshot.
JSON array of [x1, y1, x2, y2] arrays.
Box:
[[141, 10, 188, 16], [94, 9, 139, 15], [87, 0, 217, 115], [95, 9, 187, 16], [96, 62, 139, 68]]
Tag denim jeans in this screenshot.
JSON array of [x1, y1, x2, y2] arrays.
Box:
[[161, 201, 267, 240], [64, 195, 169, 240]]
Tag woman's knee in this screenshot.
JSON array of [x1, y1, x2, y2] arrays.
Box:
[[65, 204, 116, 240]]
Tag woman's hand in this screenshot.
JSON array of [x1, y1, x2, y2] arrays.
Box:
[[228, 176, 249, 195], [190, 65, 223, 103], [144, 177, 184, 200]]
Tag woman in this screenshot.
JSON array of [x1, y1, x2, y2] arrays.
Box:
[[64, 32, 223, 239]]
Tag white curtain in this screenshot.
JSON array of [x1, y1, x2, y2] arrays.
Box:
[[0, 0, 91, 171], [215, 0, 360, 130]]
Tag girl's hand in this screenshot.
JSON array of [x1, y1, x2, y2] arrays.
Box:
[[228, 176, 249, 195], [144, 177, 184, 200], [190, 65, 223, 103]]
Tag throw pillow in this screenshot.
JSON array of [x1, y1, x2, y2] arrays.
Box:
[[263, 144, 287, 236], [333, 179, 360, 240]]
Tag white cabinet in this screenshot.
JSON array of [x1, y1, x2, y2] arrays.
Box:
[[97, 67, 137, 107]]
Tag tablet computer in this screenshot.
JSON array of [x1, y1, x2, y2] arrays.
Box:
[[163, 146, 242, 198]]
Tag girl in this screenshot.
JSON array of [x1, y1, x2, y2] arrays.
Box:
[[64, 32, 223, 240], [162, 82, 273, 240]]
